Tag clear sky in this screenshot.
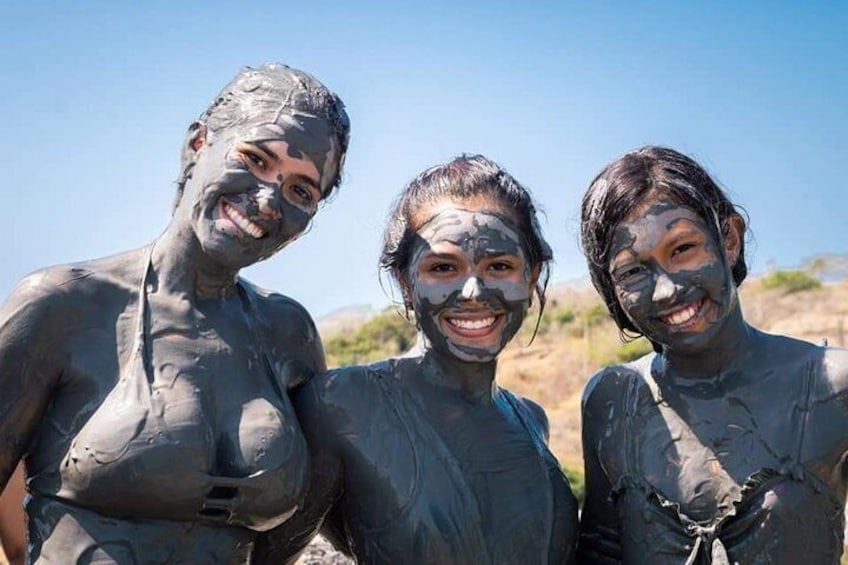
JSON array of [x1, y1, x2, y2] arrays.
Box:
[[2, 1, 846, 319]]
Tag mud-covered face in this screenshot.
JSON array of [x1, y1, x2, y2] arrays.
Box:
[[178, 118, 339, 269], [608, 199, 737, 352], [406, 208, 534, 363]]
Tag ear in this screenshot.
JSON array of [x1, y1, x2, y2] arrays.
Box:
[[179, 122, 207, 176], [173, 122, 208, 214], [394, 268, 413, 306], [528, 265, 542, 306], [529, 265, 542, 288], [723, 212, 745, 266], [186, 121, 207, 155]]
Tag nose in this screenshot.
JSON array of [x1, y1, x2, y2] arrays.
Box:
[[460, 276, 483, 300], [652, 272, 678, 303], [255, 186, 281, 220]]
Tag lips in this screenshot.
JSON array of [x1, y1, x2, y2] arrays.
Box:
[[657, 298, 706, 328], [221, 200, 266, 239]]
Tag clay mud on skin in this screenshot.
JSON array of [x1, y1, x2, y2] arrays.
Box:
[[184, 135, 316, 270], [247, 119, 340, 193], [252, 199, 578, 564], [407, 209, 533, 362], [579, 202, 848, 564], [202, 65, 347, 194], [0, 63, 348, 563], [607, 202, 735, 353]]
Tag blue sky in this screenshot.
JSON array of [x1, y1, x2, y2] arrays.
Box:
[[2, 2, 846, 319]]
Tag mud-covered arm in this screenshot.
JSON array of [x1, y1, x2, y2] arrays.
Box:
[[511, 392, 579, 564], [577, 371, 623, 564], [251, 378, 346, 564], [0, 273, 63, 490], [0, 462, 26, 565]]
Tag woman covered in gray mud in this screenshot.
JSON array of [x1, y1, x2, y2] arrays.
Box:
[[0, 62, 349, 563], [253, 155, 579, 564], [577, 146, 848, 564]]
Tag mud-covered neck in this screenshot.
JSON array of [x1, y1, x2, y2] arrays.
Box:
[[417, 345, 498, 405], [151, 229, 240, 300], [659, 305, 761, 379]]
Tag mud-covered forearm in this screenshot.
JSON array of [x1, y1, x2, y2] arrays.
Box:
[[251, 483, 340, 565], [578, 377, 623, 564], [577, 458, 622, 564]]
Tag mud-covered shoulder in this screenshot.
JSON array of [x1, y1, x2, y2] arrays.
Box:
[[301, 362, 393, 415], [292, 363, 391, 451], [239, 278, 325, 376], [6, 247, 148, 307], [582, 352, 653, 413], [2, 256, 130, 333], [751, 331, 845, 402], [240, 279, 320, 342], [502, 389, 551, 442]]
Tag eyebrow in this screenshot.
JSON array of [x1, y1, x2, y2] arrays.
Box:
[[421, 249, 460, 259], [251, 140, 281, 161], [289, 173, 320, 190], [609, 249, 637, 271], [483, 251, 519, 260], [663, 222, 703, 245], [664, 215, 704, 233]]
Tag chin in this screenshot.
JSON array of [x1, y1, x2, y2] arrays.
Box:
[[445, 344, 500, 363], [200, 237, 264, 270]]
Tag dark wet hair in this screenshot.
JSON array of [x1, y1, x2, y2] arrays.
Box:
[[580, 145, 748, 336], [381, 154, 553, 316], [175, 62, 350, 209]]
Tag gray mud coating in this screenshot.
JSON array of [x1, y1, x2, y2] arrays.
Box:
[[578, 200, 848, 563], [406, 209, 532, 362], [607, 203, 733, 353], [182, 132, 317, 271], [251, 205, 578, 564], [200, 63, 348, 195], [0, 62, 341, 563]]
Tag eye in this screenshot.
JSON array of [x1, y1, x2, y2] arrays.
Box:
[[672, 242, 697, 257], [487, 261, 515, 274], [291, 185, 313, 204], [241, 150, 267, 171], [429, 262, 457, 274], [612, 264, 648, 285]]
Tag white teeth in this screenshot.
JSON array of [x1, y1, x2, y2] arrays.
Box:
[[223, 202, 265, 239], [447, 316, 496, 330], [662, 302, 700, 326]]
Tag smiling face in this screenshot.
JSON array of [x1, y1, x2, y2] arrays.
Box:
[[177, 117, 340, 270], [404, 202, 536, 363], [607, 197, 741, 352]]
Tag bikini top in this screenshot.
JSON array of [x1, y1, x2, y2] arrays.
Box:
[[610, 364, 845, 564], [30, 247, 308, 533], [340, 360, 577, 564]]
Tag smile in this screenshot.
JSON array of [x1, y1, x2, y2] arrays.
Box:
[[222, 201, 266, 239], [447, 316, 497, 330], [442, 312, 504, 339], [658, 298, 705, 328]]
